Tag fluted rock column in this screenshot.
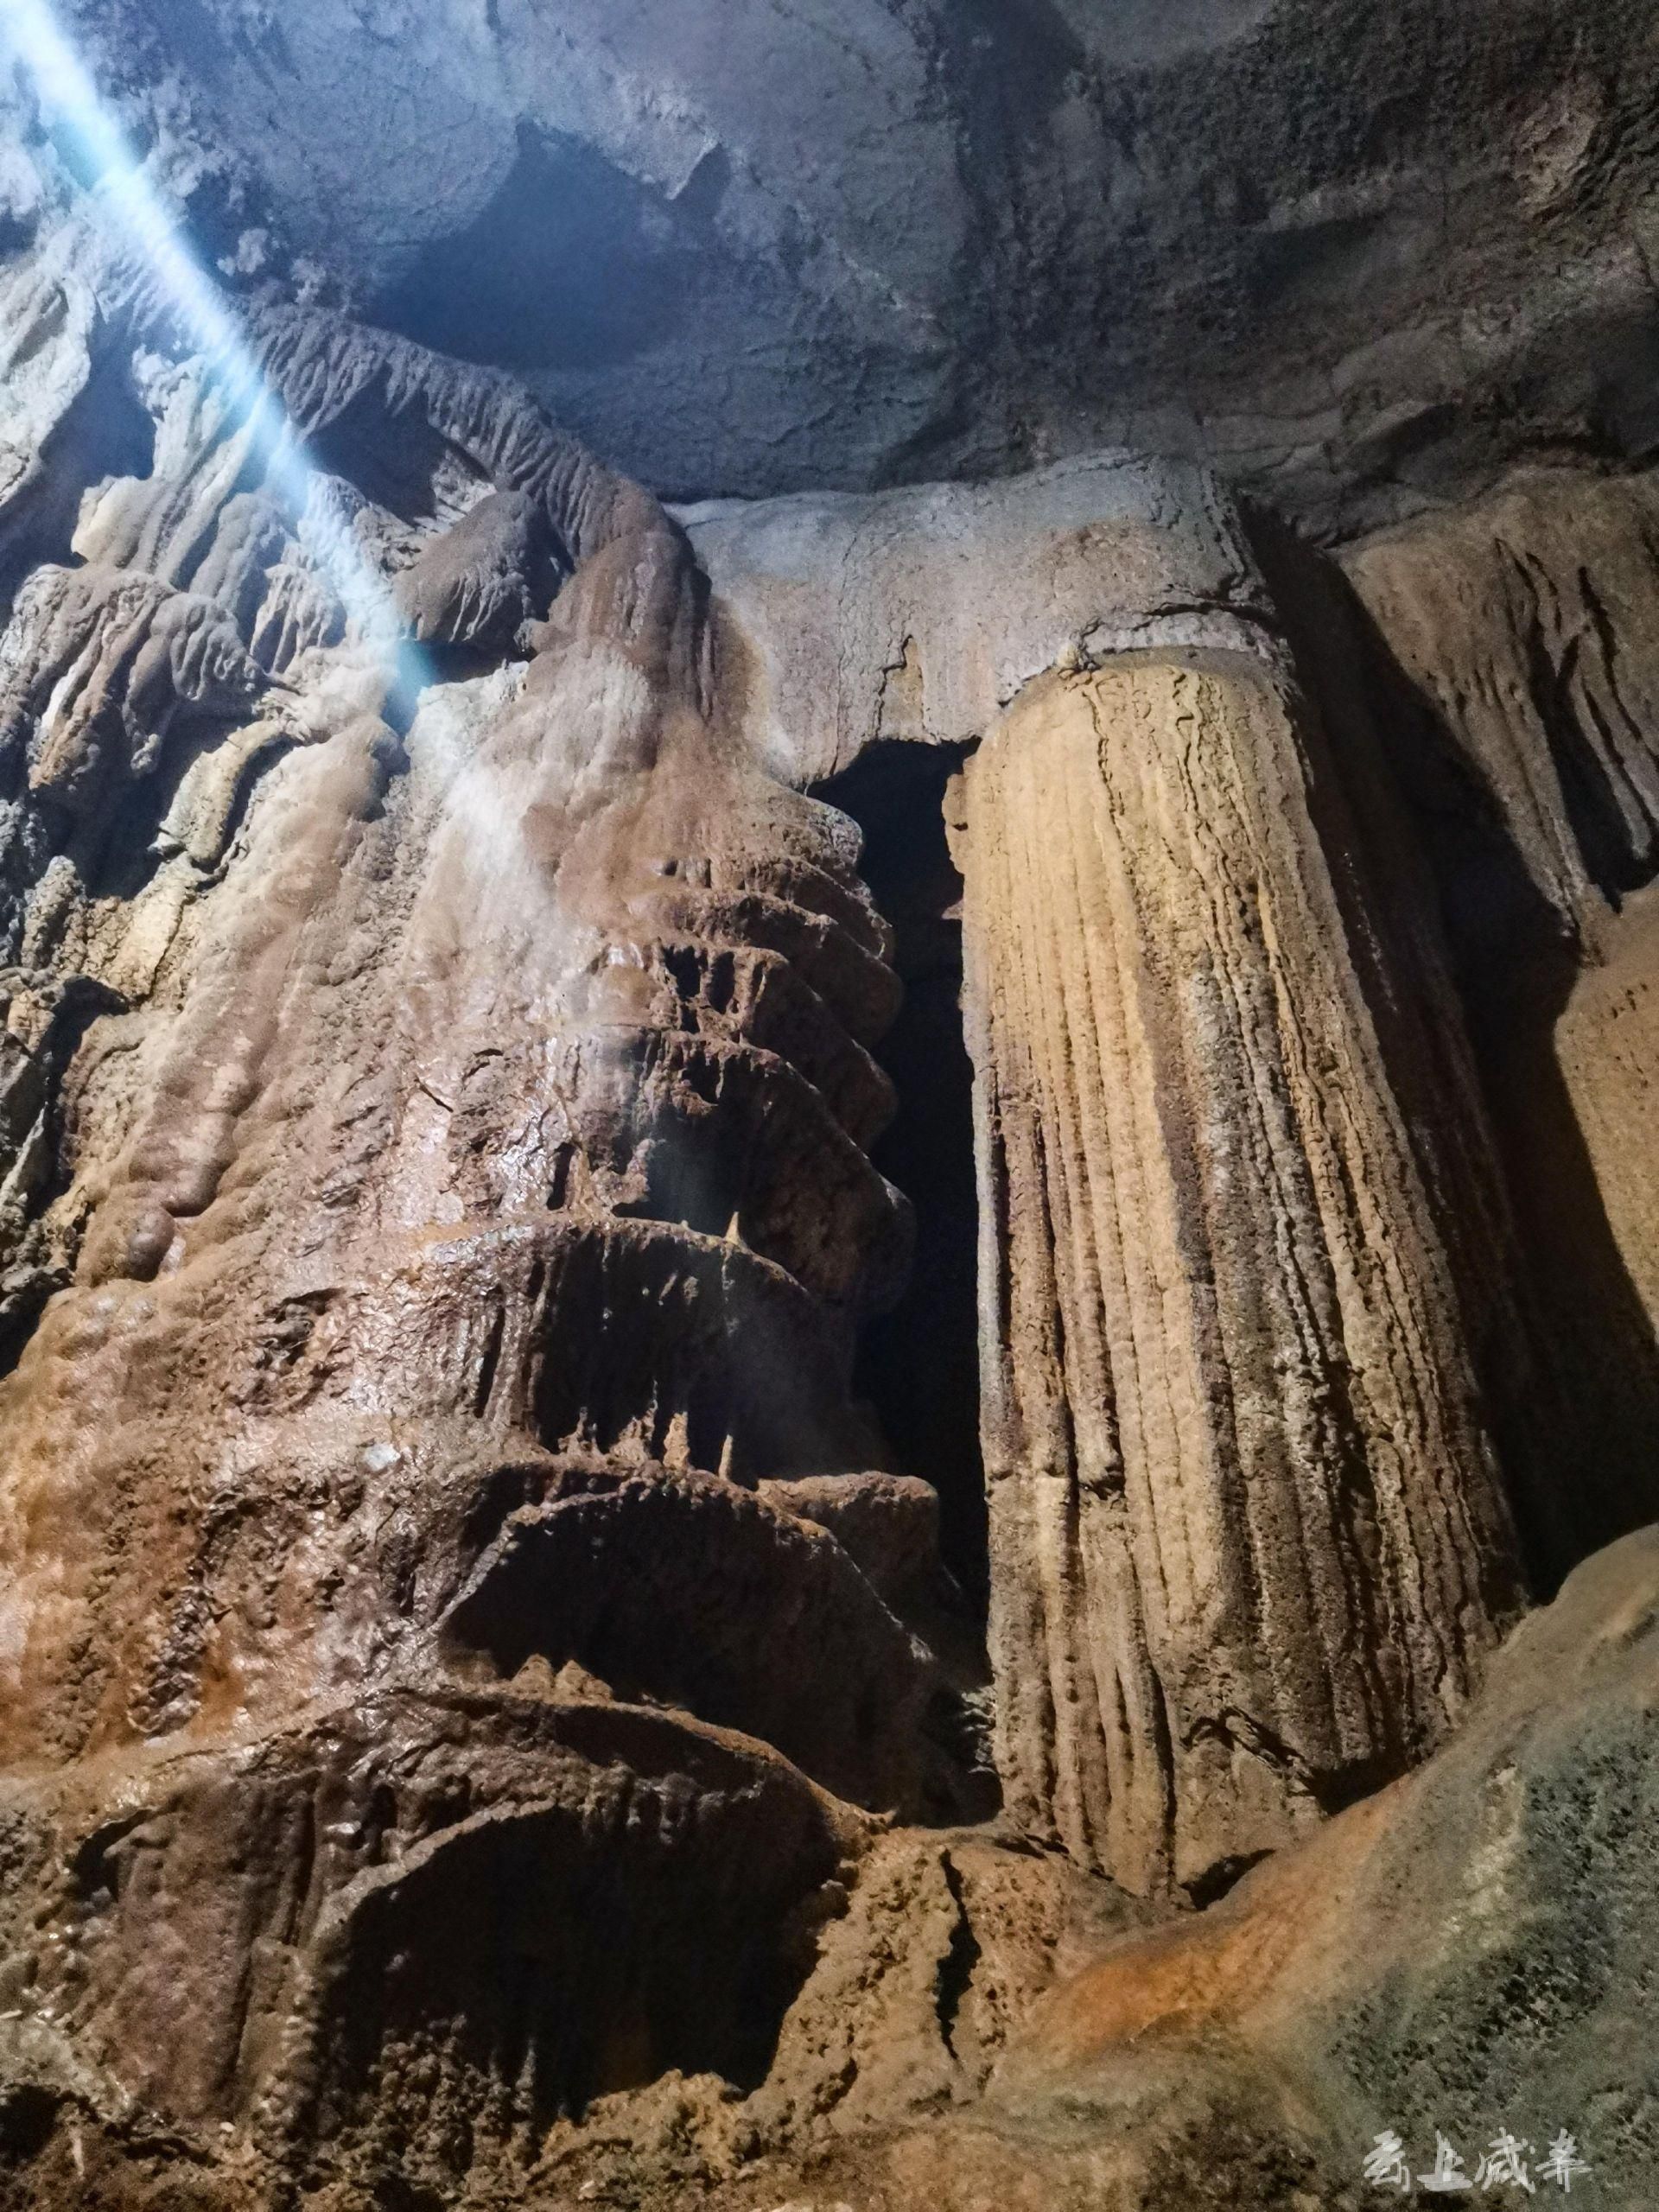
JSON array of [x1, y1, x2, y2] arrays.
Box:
[[955, 648, 1524, 1898]]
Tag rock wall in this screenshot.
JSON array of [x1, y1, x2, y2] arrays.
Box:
[[1343, 478, 1659, 1504], [679, 453, 1274, 785], [0, 183, 1002, 2183], [1330, 471, 1659, 1573]]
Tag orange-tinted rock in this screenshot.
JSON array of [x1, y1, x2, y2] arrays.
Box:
[[953, 651, 1524, 1899], [974, 1527, 1659, 2208]]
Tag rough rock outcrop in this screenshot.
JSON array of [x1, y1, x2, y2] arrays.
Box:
[[22, 0, 1659, 528], [3, 11, 1659, 2205], [0, 115, 1004, 2193], [1334, 472, 1659, 1586], [680, 453, 1274, 785], [17, 1517, 1649, 2209], [1345, 480, 1659, 1371], [964, 1523, 1659, 2212]]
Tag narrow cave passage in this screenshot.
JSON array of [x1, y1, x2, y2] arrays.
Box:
[[818, 741, 988, 1617]]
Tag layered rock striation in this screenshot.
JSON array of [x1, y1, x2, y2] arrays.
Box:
[[0, 156, 994, 2183]]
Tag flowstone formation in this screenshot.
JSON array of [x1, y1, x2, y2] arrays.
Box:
[[2, 10, 1659, 2212], [0, 201, 1006, 2179], [955, 649, 1524, 1897]]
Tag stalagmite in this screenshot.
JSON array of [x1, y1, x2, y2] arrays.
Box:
[[954, 648, 1527, 1897]]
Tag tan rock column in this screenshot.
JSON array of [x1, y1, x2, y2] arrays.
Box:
[[955, 648, 1524, 1898]]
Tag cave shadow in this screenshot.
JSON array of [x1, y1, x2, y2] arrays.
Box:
[[372, 121, 702, 378], [0, 349, 156, 624], [816, 740, 989, 1618], [1245, 501, 1659, 1596]]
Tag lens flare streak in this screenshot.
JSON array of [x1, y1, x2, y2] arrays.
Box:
[[2, 0, 422, 674]]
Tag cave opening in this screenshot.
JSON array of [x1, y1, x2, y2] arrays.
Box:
[[818, 740, 988, 1617]]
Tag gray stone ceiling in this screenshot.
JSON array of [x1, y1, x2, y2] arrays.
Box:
[[22, 0, 1659, 531]]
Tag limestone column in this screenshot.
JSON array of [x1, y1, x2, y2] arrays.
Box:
[[954, 648, 1525, 1898]]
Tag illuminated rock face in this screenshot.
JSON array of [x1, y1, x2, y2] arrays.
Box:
[[0, 264, 995, 2158], [954, 651, 1525, 1898], [2, 27, 1659, 2212]]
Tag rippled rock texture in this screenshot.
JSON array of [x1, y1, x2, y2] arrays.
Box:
[[955, 649, 1525, 1900], [2, 9, 1659, 2209]]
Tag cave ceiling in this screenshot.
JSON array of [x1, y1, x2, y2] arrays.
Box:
[[32, 0, 1659, 528]]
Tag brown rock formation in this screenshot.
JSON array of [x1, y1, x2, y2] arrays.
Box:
[[0, 276, 1005, 2196], [1340, 475, 1659, 1558], [952, 650, 1526, 1900], [963, 1523, 1659, 2211]]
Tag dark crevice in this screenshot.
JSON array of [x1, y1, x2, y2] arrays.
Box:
[[372, 122, 697, 378], [1307, 1748, 1413, 1818], [549, 1141, 576, 1210], [1147, 1666, 1179, 1898], [1184, 1848, 1274, 1911], [815, 739, 988, 1615], [933, 1850, 982, 2058], [0, 349, 156, 624], [0, 2083, 62, 2164], [1516, 596, 1641, 906], [472, 1300, 507, 1419], [0, 970, 130, 1378]]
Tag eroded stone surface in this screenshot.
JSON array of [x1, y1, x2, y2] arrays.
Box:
[[14, 0, 1659, 529], [3, 31, 1659, 2202], [681, 454, 1274, 785], [0, 118, 1013, 2199], [1330, 472, 1659, 1575], [983, 1526, 1659, 2211]]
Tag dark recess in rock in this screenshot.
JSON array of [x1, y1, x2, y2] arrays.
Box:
[[821, 741, 988, 1615]]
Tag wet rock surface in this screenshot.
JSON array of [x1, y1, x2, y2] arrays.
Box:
[[1, 8, 1658, 2209], [7, 1531, 1656, 2206]]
